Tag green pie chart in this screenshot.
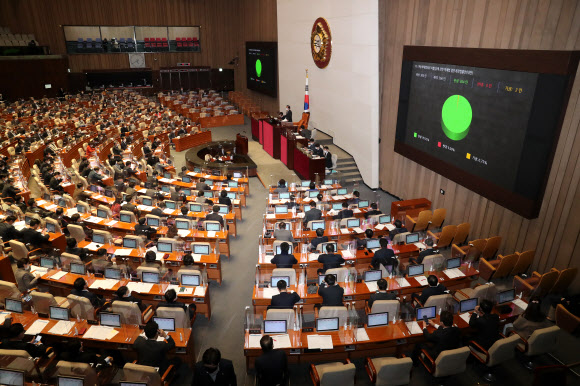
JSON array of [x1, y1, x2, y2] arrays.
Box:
[[441, 95, 472, 141], [255, 59, 262, 77]]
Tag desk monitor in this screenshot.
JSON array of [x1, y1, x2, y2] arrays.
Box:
[[311, 221, 325, 231], [123, 237, 137, 249], [206, 222, 221, 232], [233, 172, 243, 178], [161, 186, 171, 193], [163, 172, 172, 179], [120, 213, 131, 223], [104, 268, 121, 280], [271, 276, 290, 288], [182, 189, 191, 196], [193, 244, 210, 255], [460, 298, 478, 313], [408, 264, 424, 277], [194, 167, 202, 173], [58, 198, 67, 208], [49, 306, 70, 321], [157, 242, 172, 252], [99, 312, 122, 328], [144, 182, 153, 189], [70, 262, 86, 275], [364, 270, 382, 282], [218, 206, 228, 214], [153, 317, 175, 332], [324, 179, 334, 185], [58, 376, 84, 386], [96, 209, 108, 219], [264, 320, 287, 334], [205, 180, 214, 186], [181, 274, 200, 286], [498, 289, 515, 304], [176, 220, 190, 230], [24, 216, 33, 225], [358, 200, 369, 208], [43, 193, 51, 201], [189, 203, 203, 212], [0, 369, 24, 386], [446, 257, 462, 269], [365, 238, 380, 250], [275, 206, 288, 214], [367, 312, 389, 327], [165, 201, 176, 210], [318, 274, 337, 286], [203, 191, 213, 198], [92, 234, 105, 244], [337, 188, 348, 195], [308, 190, 319, 198], [379, 215, 391, 224], [142, 197, 153, 206], [228, 181, 238, 188], [142, 272, 160, 284], [316, 317, 339, 332], [77, 205, 87, 214], [405, 233, 420, 244], [45, 222, 56, 233], [5, 209, 14, 216], [417, 306, 437, 320], [226, 192, 236, 199], [181, 176, 191, 183], [301, 180, 311, 187], [5, 298, 23, 314], [147, 217, 159, 227], [275, 244, 293, 255], [40, 257, 55, 269], [90, 185, 99, 193], [104, 189, 114, 198], [279, 192, 290, 199], [332, 203, 343, 210], [346, 218, 360, 228]]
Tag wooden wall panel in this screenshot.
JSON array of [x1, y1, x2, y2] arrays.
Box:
[[0, 0, 279, 112], [379, 0, 580, 291]]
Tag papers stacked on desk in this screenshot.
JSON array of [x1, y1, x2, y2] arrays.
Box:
[[163, 208, 174, 214], [365, 281, 378, 292], [137, 205, 155, 211], [49, 271, 68, 280], [395, 278, 411, 288], [192, 254, 202, 262], [14, 221, 26, 231], [126, 282, 154, 294], [83, 326, 119, 340], [84, 216, 102, 224], [84, 242, 104, 251], [307, 335, 334, 350], [261, 288, 279, 299], [37, 199, 47, 205], [459, 312, 471, 324], [414, 276, 429, 286], [414, 242, 427, 249], [353, 227, 364, 234], [26, 320, 49, 335], [333, 195, 345, 200], [308, 253, 319, 262], [105, 220, 118, 227], [265, 214, 276, 219], [405, 321, 423, 335], [206, 231, 217, 238], [89, 279, 118, 290], [512, 298, 528, 310], [30, 266, 48, 276], [248, 334, 262, 348], [356, 328, 370, 341], [386, 224, 396, 231], [93, 194, 104, 200], [193, 286, 206, 297], [272, 334, 292, 349], [66, 208, 78, 216], [443, 268, 465, 279], [341, 250, 354, 258], [340, 229, 351, 235], [114, 248, 132, 256], [178, 230, 191, 237], [353, 209, 362, 214], [297, 213, 305, 218], [45, 204, 58, 211], [49, 320, 76, 335], [158, 178, 171, 183], [0, 312, 11, 324]]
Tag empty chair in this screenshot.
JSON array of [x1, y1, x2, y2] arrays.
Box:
[[421, 294, 453, 314], [481, 236, 502, 260], [325, 267, 349, 283], [406, 210, 432, 232], [67, 224, 87, 243], [0, 348, 57, 382], [555, 304, 580, 334], [157, 306, 194, 329], [136, 266, 160, 281], [339, 217, 357, 228], [62, 194, 75, 208], [60, 252, 82, 270], [392, 232, 411, 245], [514, 270, 559, 298], [67, 294, 98, 322], [9, 240, 41, 262], [317, 306, 348, 326], [0, 280, 21, 305], [479, 253, 518, 282], [367, 299, 400, 317], [510, 250, 535, 276], [454, 283, 497, 303], [310, 360, 355, 386], [365, 356, 413, 385], [123, 362, 173, 386], [92, 230, 113, 245], [428, 208, 446, 230], [30, 291, 69, 316], [419, 346, 470, 380], [468, 334, 521, 382], [515, 325, 560, 369], [549, 267, 578, 295], [111, 300, 153, 326], [452, 223, 470, 245], [265, 308, 295, 328], [421, 254, 445, 271], [271, 268, 296, 286], [452, 238, 486, 263], [54, 360, 100, 386], [427, 225, 456, 249]]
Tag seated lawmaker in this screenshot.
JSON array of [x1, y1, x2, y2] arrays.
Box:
[[61, 340, 113, 367], [270, 279, 300, 309], [469, 299, 500, 350], [412, 310, 461, 366], [255, 335, 289, 386], [368, 278, 397, 308], [2, 323, 48, 358], [512, 297, 553, 339], [113, 285, 145, 311], [71, 277, 105, 308], [158, 288, 195, 319], [364, 202, 383, 219], [333, 202, 353, 220], [389, 219, 408, 241], [194, 347, 237, 386], [412, 275, 447, 305], [274, 179, 288, 193], [0, 215, 21, 242], [410, 238, 438, 265], [270, 242, 297, 268], [303, 201, 322, 227], [356, 229, 375, 249], [318, 274, 344, 307], [273, 222, 294, 243], [66, 237, 88, 262], [205, 205, 224, 228], [134, 217, 155, 237], [317, 243, 345, 273], [133, 321, 177, 375], [14, 258, 41, 292], [309, 228, 328, 252], [19, 218, 50, 249], [371, 238, 397, 271]]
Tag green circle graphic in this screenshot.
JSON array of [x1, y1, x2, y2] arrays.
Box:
[[255, 59, 262, 78], [441, 95, 472, 141]]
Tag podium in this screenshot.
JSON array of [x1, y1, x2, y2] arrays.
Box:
[[236, 133, 248, 155]]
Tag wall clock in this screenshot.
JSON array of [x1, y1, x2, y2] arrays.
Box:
[[311, 17, 331, 69]]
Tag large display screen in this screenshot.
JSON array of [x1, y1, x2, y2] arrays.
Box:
[[246, 41, 277, 97], [395, 47, 579, 218]]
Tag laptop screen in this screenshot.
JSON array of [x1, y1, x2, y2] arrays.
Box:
[[366, 239, 380, 249], [176, 220, 190, 230], [70, 262, 85, 275], [24, 216, 33, 225], [367, 312, 389, 327], [379, 215, 391, 224], [324, 179, 333, 185], [153, 317, 175, 332], [318, 274, 337, 285], [100, 313, 121, 327], [358, 200, 369, 208], [316, 317, 339, 332], [337, 188, 348, 195], [233, 172, 243, 178], [446, 257, 461, 269], [123, 238, 137, 248], [43, 193, 51, 201], [0, 369, 24, 386], [104, 268, 121, 280], [203, 191, 213, 198], [120, 213, 131, 223], [147, 217, 159, 227], [193, 244, 210, 255], [308, 191, 319, 198], [49, 306, 69, 321], [142, 272, 160, 284], [58, 198, 67, 208], [93, 234, 105, 244], [275, 244, 293, 255], [142, 198, 152, 206], [165, 201, 176, 209], [46, 222, 56, 233], [76, 204, 86, 213], [226, 192, 236, 199], [157, 242, 172, 252], [228, 181, 238, 187], [364, 270, 382, 282], [206, 222, 221, 231], [104, 189, 114, 198], [264, 320, 287, 334], [181, 274, 200, 286], [96, 209, 108, 219], [182, 176, 191, 183], [189, 203, 202, 212], [182, 189, 191, 196], [311, 221, 325, 230], [163, 172, 171, 179], [301, 180, 311, 187], [58, 376, 84, 386], [332, 203, 343, 210], [40, 257, 55, 268], [406, 233, 420, 244], [279, 192, 290, 199], [498, 289, 515, 304], [408, 264, 424, 277], [275, 206, 288, 214], [271, 276, 290, 288], [347, 218, 360, 228], [460, 298, 478, 313], [218, 206, 228, 214], [5, 298, 23, 313], [417, 306, 437, 320]]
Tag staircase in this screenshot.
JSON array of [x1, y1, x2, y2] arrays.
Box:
[[312, 130, 363, 186]]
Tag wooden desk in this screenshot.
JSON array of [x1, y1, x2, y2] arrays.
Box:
[[391, 198, 431, 222], [198, 114, 244, 128], [293, 148, 325, 181], [172, 131, 212, 152]]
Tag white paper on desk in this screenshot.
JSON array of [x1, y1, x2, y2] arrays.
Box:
[[206, 231, 216, 238], [204, 175, 212, 179], [50, 271, 68, 280], [405, 321, 423, 335], [261, 288, 279, 299], [265, 214, 276, 219], [83, 326, 118, 340], [297, 212, 305, 218], [415, 276, 429, 286], [353, 209, 362, 214], [155, 253, 165, 261], [106, 220, 118, 227], [414, 242, 427, 249], [30, 266, 48, 275], [49, 320, 76, 335], [126, 282, 154, 294], [193, 286, 206, 297], [177, 230, 191, 238], [46, 204, 58, 210], [272, 334, 292, 349], [93, 194, 103, 200], [84, 216, 102, 224], [159, 178, 171, 183], [66, 208, 78, 216], [114, 248, 132, 256], [163, 208, 174, 214], [365, 281, 378, 292], [139, 332, 165, 342], [137, 188, 146, 193], [386, 224, 396, 231], [459, 312, 471, 324], [308, 253, 319, 262], [89, 279, 118, 290], [341, 250, 354, 258], [512, 299, 528, 311], [340, 228, 350, 234], [84, 242, 103, 251], [37, 199, 47, 205], [307, 335, 334, 350], [137, 205, 155, 211], [396, 278, 411, 288], [14, 221, 26, 231], [374, 224, 386, 231], [0, 312, 10, 324], [233, 200, 240, 205], [353, 227, 364, 234], [356, 328, 370, 341], [192, 253, 202, 262], [26, 319, 49, 335]]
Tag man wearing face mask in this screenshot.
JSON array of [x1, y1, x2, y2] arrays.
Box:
[[14, 258, 41, 292], [282, 105, 292, 122], [193, 347, 237, 385]]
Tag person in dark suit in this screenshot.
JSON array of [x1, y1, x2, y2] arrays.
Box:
[[334, 202, 353, 220], [61, 340, 112, 367], [134, 217, 155, 238], [303, 201, 322, 227], [469, 299, 500, 350], [312, 143, 324, 157], [285, 195, 298, 211], [410, 238, 438, 265], [371, 238, 397, 271], [255, 335, 288, 386], [323, 146, 333, 169], [133, 321, 177, 374], [218, 190, 232, 209], [66, 237, 89, 262], [274, 179, 288, 193], [309, 228, 329, 252], [307, 139, 316, 152], [357, 229, 375, 249], [196, 178, 210, 191], [2, 323, 48, 358], [273, 222, 294, 243], [206, 205, 224, 228], [71, 277, 105, 307], [412, 311, 461, 365], [282, 105, 292, 122], [193, 347, 237, 386], [318, 274, 344, 307], [389, 219, 408, 242], [113, 285, 145, 312], [368, 278, 398, 308], [270, 242, 297, 268], [158, 288, 195, 319], [317, 243, 345, 273], [364, 203, 383, 219], [0, 215, 21, 242], [270, 279, 300, 309], [19, 218, 50, 248], [413, 275, 447, 305]]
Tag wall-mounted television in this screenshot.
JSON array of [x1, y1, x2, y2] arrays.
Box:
[[246, 41, 277, 97]]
